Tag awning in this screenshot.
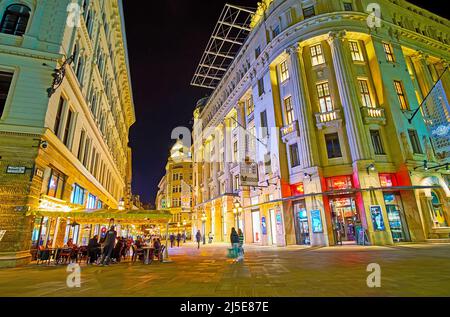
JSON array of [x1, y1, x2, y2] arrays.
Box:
[[26, 209, 173, 225]]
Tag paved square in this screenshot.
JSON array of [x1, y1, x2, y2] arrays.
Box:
[[0, 243, 449, 297]]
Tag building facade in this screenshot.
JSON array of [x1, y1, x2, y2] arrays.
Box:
[[156, 140, 193, 235], [0, 0, 135, 267], [192, 0, 450, 247]]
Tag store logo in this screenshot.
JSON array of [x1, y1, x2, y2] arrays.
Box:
[[366, 263, 381, 288], [66, 2, 82, 28], [66, 263, 81, 288], [366, 3, 381, 29]]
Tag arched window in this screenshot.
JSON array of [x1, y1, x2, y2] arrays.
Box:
[[0, 4, 31, 36]]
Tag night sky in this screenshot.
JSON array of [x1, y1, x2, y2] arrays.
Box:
[[122, 0, 448, 204]]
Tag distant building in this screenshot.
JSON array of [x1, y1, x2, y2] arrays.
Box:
[[192, 0, 450, 247], [0, 0, 135, 267]]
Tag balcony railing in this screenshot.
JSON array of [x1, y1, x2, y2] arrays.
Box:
[[361, 107, 386, 125], [280, 120, 299, 143], [315, 109, 342, 129]]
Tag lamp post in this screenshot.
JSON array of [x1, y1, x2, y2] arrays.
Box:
[[201, 212, 207, 244], [183, 220, 187, 241], [232, 200, 243, 230]]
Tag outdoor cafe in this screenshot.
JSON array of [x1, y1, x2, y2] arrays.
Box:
[[27, 206, 174, 265]]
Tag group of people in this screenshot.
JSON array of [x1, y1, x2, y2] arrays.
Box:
[[169, 233, 186, 248]]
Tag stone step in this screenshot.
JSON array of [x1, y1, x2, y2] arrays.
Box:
[[426, 239, 450, 244]]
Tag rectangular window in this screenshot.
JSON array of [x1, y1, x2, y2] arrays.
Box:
[[63, 108, 74, 146], [394, 80, 409, 110], [325, 133, 342, 159], [234, 174, 240, 191], [246, 95, 254, 116], [272, 25, 281, 37], [343, 2, 353, 11], [233, 141, 238, 161], [317, 82, 333, 112], [70, 184, 85, 205], [0, 71, 13, 118], [303, 6, 315, 19], [54, 97, 65, 136], [310, 44, 325, 66], [290, 143, 300, 167], [86, 193, 97, 209], [260, 110, 268, 138], [279, 60, 289, 83], [77, 130, 86, 161], [284, 96, 295, 125], [82, 137, 91, 167], [47, 168, 65, 199], [383, 43, 395, 62], [349, 41, 364, 61], [258, 77, 265, 96], [408, 129, 423, 154], [255, 46, 261, 59], [370, 130, 385, 155], [358, 79, 373, 107]]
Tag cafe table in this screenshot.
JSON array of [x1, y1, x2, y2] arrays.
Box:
[[142, 247, 155, 265]]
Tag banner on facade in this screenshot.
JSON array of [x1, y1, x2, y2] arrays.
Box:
[[181, 180, 192, 212], [240, 162, 259, 187], [310, 210, 323, 233]]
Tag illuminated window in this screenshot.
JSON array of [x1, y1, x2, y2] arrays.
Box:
[[63, 108, 74, 147], [349, 41, 364, 61], [310, 44, 325, 66], [290, 143, 300, 167], [71, 184, 85, 205], [394, 80, 409, 110], [86, 193, 97, 209], [358, 79, 373, 107], [284, 96, 295, 125], [325, 133, 342, 159], [383, 43, 395, 62], [246, 95, 254, 116], [0, 4, 30, 36], [257, 77, 265, 96], [47, 168, 66, 199], [279, 60, 289, 83], [0, 71, 13, 118], [316, 82, 333, 112], [343, 2, 353, 11]]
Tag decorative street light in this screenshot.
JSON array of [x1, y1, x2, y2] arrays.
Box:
[[201, 212, 207, 244], [232, 200, 243, 230]]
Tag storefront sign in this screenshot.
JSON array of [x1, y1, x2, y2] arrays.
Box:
[[261, 216, 267, 235], [6, 166, 26, 174], [326, 176, 353, 191], [310, 210, 323, 233], [291, 183, 304, 196], [370, 205, 385, 231], [240, 162, 259, 187], [379, 174, 396, 187]]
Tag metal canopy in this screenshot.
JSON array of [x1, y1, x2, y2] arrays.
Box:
[[191, 4, 255, 90]]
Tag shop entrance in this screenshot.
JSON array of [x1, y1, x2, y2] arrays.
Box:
[[293, 201, 310, 245], [383, 193, 410, 242], [330, 196, 359, 244]]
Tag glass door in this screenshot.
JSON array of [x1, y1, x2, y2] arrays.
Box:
[[384, 193, 410, 242]]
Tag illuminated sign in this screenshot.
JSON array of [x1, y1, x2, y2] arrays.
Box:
[[379, 174, 397, 187], [326, 176, 353, 191], [370, 205, 385, 231], [6, 166, 26, 174], [311, 210, 323, 233], [291, 183, 304, 196]]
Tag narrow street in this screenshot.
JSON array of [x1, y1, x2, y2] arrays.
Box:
[[1, 243, 449, 297]]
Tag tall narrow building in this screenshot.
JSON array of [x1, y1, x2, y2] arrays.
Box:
[[192, 0, 450, 247], [0, 0, 135, 267]]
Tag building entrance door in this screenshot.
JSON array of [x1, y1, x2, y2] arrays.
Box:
[[330, 197, 359, 244], [293, 201, 310, 245]]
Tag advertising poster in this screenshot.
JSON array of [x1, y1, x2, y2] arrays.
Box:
[[261, 216, 267, 235], [310, 210, 323, 233], [370, 205, 385, 231]]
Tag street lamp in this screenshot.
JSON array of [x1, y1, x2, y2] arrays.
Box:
[[232, 200, 243, 230], [201, 212, 207, 244]]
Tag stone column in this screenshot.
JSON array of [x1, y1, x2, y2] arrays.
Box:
[[327, 31, 371, 161], [287, 44, 319, 168]]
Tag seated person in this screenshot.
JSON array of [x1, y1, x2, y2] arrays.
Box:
[[87, 235, 101, 264]]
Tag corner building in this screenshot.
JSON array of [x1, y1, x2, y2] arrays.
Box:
[[0, 0, 135, 267], [192, 0, 450, 247]]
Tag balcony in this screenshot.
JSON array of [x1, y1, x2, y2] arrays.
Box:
[[315, 109, 342, 129], [280, 120, 299, 143], [361, 107, 386, 125]]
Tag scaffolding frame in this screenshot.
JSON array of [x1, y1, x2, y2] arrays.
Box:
[[191, 4, 255, 90]]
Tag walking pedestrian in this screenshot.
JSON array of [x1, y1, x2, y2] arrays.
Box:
[[208, 232, 214, 244], [100, 226, 117, 266], [237, 228, 244, 262], [176, 233, 181, 247], [230, 228, 239, 261], [170, 233, 175, 248], [195, 230, 202, 249]]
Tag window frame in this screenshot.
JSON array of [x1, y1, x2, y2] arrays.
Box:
[[316, 82, 333, 113], [408, 129, 423, 154], [290, 143, 300, 167], [394, 80, 409, 110], [325, 133, 343, 159], [370, 130, 385, 155], [284, 96, 295, 125], [279, 60, 289, 83], [0, 4, 31, 36], [358, 79, 373, 108], [310, 44, 325, 66], [349, 40, 364, 62], [383, 43, 395, 63]]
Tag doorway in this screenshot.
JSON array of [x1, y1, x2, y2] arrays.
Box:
[[293, 201, 310, 245], [330, 197, 359, 244], [383, 193, 410, 242]]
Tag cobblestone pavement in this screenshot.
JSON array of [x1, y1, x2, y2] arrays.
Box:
[[1, 243, 450, 297]]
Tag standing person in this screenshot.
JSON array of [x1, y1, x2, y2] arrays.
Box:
[[237, 229, 244, 262], [170, 233, 175, 248], [208, 232, 214, 244], [100, 226, 117, 266], [230, 228, 239, 261], [176, 233, 181, 247], [182, 232, 186, 243], [195, 230, 202, 249]]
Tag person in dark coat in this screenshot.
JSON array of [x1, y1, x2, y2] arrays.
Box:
[[100, 226, 117, 266], [195, 230, 202, 249], [170, 234, 175, 248], [113, 237, 124, 263], [176, 233, 181, 247], [87, 235, 101, 264]]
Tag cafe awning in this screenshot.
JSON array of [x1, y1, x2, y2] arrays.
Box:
[[26, 208, 173, 225]]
